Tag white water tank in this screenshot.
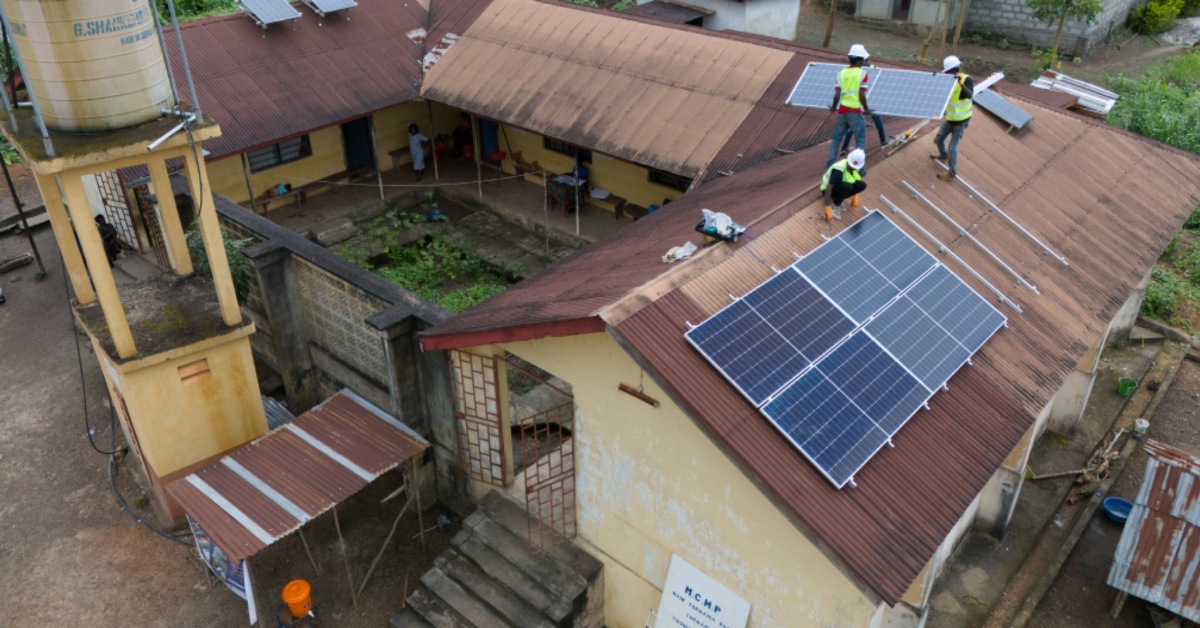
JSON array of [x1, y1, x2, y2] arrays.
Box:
[[2, 0, 172, 132]]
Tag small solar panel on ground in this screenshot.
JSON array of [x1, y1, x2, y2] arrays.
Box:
[[302, 0, 357, 16], [786, 63, 844, 108], [867, 69, 958, 120], [240, 0, 301, 26], [974, 89, 1033, 129]]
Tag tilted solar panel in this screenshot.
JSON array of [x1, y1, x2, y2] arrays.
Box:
[[785, 63, 845, 109], [240, 0, 301, 26], [786, 62, 960, 120], [974, 89, 1034, 129], [302, 0, 357, 16]]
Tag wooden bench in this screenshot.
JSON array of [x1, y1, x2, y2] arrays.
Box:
[[587, 193, 627, 219], [257, 167, 371, 212], [510, 151, 548, 185], [617, 203, 648, 221], [258, 186, 305, 212], [389, 147, 413, 171]]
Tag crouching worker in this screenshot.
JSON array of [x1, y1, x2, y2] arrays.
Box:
[[821, 148, 867, 221]]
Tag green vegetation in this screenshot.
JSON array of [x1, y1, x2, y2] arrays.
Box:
[[338, 205, 512, 314], [184, 223, 255, 299], [1025, 0, 1102, 66], [154, 0, 239, 21], [1107, 53, 1200, 328], [1130, 0, 1185, 33]]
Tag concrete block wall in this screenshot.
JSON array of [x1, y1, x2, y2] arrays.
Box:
[[964, 0, 1139, 55]]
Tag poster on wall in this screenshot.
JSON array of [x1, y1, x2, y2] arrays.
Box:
[[655, 555, 751, 628], [188, 516, 258, 624]]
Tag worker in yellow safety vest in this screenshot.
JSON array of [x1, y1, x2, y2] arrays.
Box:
[[826, 44, 872, 170], [822, 149, 867, 221], [930, 55, 974, 181]]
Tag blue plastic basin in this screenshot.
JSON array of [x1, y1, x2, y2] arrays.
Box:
[[1104, 497, 1132, 524]]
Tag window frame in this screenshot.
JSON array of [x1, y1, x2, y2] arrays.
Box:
[[247, 135, 313, 173], [542, 137, 592, 164], [647, 167, 692, 192]]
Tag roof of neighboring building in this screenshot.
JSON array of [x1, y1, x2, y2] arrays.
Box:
[[620, 0, 712, 23], [419, 98, 1200, 602], [419, 0, 795, 177], [162, 1, 427, 160]]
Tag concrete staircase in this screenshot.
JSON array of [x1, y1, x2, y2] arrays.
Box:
[[391, 491, 603, 628]]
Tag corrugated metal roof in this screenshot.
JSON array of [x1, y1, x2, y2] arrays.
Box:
[[1109, 439, 1200, 622], [620, 1, 711, 24], [420, 97, 1200, 602], [162, 1, 427, 160], [166, 390, 429, 562], [419, 0, 793, 177]]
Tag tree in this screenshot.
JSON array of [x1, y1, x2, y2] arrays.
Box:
[[1026, 0, 1103, 63]]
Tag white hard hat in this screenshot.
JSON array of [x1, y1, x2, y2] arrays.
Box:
[[847, 149, 866, 170], [848, 44, 870, 60], [943, 55, 962, 72]]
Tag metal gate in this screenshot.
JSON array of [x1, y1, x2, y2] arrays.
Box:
[[94, 170, 141, 253], [449, 350, 506, 486], [133, 184, 171, 269]]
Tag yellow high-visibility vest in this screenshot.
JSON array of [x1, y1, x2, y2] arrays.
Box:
[[946, 72, 973, 122], [838, 67, 866, 110], [821, 160, 861, 190]]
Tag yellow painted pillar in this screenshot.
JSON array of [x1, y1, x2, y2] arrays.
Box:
[[34, 172, 95, 304], [59, 172, 137, 358], [182, 146, 241, 326], [147, 158, 194, 275]]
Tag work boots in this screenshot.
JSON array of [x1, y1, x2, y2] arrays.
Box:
[[937, 170, 957, 181], [930, 153, 948, 162], [850, 194, 860, 208]]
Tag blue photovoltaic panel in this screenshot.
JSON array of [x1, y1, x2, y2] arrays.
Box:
[[793, 238, 896, 324], [786, 63, 845, 108], [974, 89, 1034, 130], [302, 0, 357, 16], [904, 265, 1007, 353], [685, 299, 809, 407], [743, 270, 856, 362], [838, 211, 938, 291], [763, 332, 928, 487], [865, 296, 971, 390], [786, 63, 959, 119], [240, 0, 301, 25]]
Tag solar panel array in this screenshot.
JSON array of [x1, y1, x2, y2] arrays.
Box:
[[240, 0, 301, 26], [786, 62, 959, 120], [302, 0, 358, 16], [974, 89, 1034, 129], [685, 211, 1006, 488]]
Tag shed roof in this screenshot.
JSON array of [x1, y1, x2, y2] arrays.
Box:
[[620, 1, 712, 23], [419, 98, 1200, 602], [161, 1, 427, 160], [166, 391, 429, 562], [419, 0, 794, 177]]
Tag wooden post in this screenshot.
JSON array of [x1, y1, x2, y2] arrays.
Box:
[[334, 506, 357, 609], [298, 526, 321, 575], [35, 172, 95, 303], [241, 153, 257, 214], [60, 171, 137, 358], [426, 101, 440, 181], [148, 157, 194, 275], [472, 115, 482, 198], [356, 492, 414, 599], [951, 0, 972, 53], [183, 146, 242, 326], [369, 116, 385, 201], [938, 0, 952, 61], [412, 458, 425, 550]]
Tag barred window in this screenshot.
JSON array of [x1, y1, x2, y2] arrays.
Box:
[[247, 136, 312, 172], [648, 167, 691, 192], [542, 137, 591, 163]]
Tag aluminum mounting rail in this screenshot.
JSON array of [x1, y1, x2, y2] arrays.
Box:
[[902, 180, 1039, 294], [880, 196, 1022, 313], [932, 161, 1068, 265]]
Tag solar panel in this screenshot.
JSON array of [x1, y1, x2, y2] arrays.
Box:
[[686, 210, 1007, 488], [974, 89, 1034, 129], [239, 0, 301, 27], [785, 63, 959, 119], [785, 63, 845, 109], [301, 0, 357, 17]]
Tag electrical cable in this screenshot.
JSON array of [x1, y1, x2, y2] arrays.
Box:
[[61, 253, 120, 456]]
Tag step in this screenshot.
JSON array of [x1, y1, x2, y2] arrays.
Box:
[[436, 552, 557, 628], [476, 492, 603, 582], [421, 566, 517, 627], [406, 587, 474, 628], [453, 531, 571, 621], [389, 608, 435, 628], [458, 517, 587, 604]]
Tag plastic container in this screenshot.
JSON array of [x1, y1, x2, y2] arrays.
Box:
[[1133, 418, 1150, 440], [282, 579, 313, 618], [1117, 377, 1138, 397], [1103, 497, 1132, 524]]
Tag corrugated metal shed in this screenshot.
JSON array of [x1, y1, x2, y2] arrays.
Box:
[[1109, 439, 1200, 622], [161, 1, 427, 160], [419, 0, 793, 177], [420, 96, 1200, 602], [166, 390, 428, 562]]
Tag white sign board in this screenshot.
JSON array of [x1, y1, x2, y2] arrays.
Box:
[[655, 555, 751, 628]]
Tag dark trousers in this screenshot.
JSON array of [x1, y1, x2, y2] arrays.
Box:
[[829, 180, 867, 205]]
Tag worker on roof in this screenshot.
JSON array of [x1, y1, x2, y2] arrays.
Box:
[[930, 55, 974, 181], [826, 44, 872, 170], [821, 149, 867, 221], [839, 61, 892, 155]]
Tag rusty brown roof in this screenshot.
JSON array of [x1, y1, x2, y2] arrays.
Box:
[[420, 98, 1200, 602], [1108, 439, 1200, 623], [419, 0, 793, 177], [166, 391, 428, 562], [163, 1, 427, 160]]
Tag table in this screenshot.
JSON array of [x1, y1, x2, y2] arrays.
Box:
[[546, 176, 587, 215]]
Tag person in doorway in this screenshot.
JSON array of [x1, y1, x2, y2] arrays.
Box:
[[95, 215, 120, 265], [409, 123, 430, 182], [451, 113, 472, 158], [930, 55, 974, 181], [821, 149, 867, 221], [826, 44, 872, 169]]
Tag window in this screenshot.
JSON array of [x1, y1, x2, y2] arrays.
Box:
[[247, 136, 312, 172], [543, 137, 591, 163], [648, 167, 692, 192]]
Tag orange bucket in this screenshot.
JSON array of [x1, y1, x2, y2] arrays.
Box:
[[282, 579, 313, 618]]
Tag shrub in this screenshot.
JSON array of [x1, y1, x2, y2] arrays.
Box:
[[1142, 266, 1187, 318], [1130, 0, 1184, 34]]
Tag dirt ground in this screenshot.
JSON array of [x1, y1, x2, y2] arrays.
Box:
[[1028, 353, 1200, 628], [795, 1, 1191, 86], [0, 227, 454, 627]]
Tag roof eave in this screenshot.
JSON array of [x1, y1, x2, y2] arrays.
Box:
[[418, 316, 607, 351]]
